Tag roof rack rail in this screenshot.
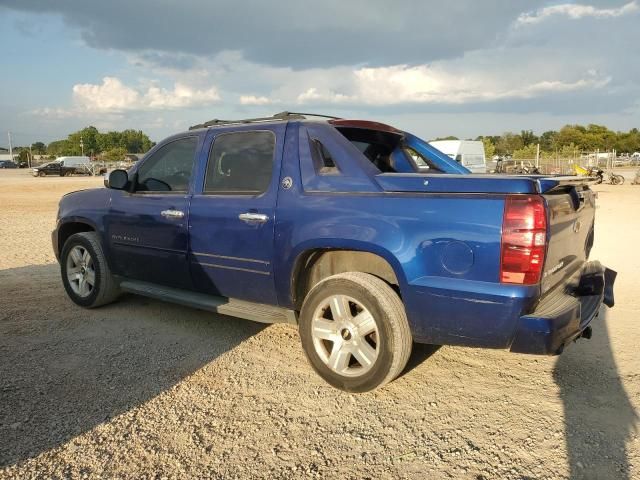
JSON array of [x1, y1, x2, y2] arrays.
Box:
[[189, 111, 342, 130]]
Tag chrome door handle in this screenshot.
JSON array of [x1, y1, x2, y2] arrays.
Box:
[[238, 212, 269, 224], [161, 209, 185, 219]]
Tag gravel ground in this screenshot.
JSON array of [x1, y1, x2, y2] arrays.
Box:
[[0, 169, 638, 479]]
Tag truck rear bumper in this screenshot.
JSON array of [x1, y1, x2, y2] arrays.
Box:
[[509, 261, 616, 355]]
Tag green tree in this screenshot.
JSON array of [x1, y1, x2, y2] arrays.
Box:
[[47, 139, 73, 156], [97, 131, 123, 152], [431, 135, 459, 141], [539, 131, 557, 151], [480, 137, 495, 159], [496, 132, 524, 156], [520, 130, 538, 147], [18, 150, 30, 163], [614, 128, 640, 153], [31, 142, 46, 154], [512, 144, 538, 159], [103, 147, 127, 162], [67, 126, 100, 156]]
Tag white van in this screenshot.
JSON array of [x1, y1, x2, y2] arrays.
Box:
[[428, 140, 487, 173], [57, 156, 91, 168]]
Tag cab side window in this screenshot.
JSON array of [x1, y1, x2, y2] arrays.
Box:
[[136, 137, 198, 192], [204, 131, 275, 195]]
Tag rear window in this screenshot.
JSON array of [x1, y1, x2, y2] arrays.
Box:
[[336, 126, 443, 173], [204, 130, 275, 194]]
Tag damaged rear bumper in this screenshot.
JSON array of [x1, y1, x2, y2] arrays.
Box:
[[509, 261, 616, 355]]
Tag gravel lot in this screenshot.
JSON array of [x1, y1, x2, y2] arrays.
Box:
[[0, 169, 638, 479]]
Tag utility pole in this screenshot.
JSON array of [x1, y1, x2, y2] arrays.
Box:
[[80, 135, 84, 156], [29, 145, 33, 168], [7, 132, 13, 161], [535, 143, 540, 169]]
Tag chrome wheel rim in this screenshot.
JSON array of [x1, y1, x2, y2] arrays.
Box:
[[311, 294, 379, 377], [66, 246, 95, 298]]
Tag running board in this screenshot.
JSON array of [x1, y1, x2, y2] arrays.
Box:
[[118, 279, 297, 325]]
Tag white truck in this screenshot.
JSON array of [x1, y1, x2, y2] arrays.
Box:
[[57, 156, 91, 168], [428, 140, 487, 174]]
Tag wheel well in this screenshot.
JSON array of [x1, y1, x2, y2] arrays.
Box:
[[58, 222, 94, 255], [292, 249, 399, 309]]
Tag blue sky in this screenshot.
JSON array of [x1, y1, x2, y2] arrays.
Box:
[[1, 0, 639, 147]]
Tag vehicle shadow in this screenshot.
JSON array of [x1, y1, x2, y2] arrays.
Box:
[[401, 343, 442, 377], [553, 308, 638, 479], [0, 263, 265, 467]]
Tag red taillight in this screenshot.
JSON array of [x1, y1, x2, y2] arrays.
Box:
[[500, 195, 547, 285]]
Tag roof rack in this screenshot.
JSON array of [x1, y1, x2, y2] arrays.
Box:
[[188, 111, 342, 130]]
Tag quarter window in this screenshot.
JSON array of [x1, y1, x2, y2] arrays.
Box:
[[204, 131, 275, 194], [136, 137, 197, 192], [309, 138, 339, 174]]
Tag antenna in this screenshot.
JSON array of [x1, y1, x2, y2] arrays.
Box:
[[7, 132, 13, 161]]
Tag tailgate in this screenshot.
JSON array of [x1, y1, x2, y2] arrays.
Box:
[[541, 183, 596, 295]]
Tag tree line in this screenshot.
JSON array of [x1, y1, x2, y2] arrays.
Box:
[[15, 122, 640, 164], [17, 126, 155, 162], [433, 124, 640, 160]]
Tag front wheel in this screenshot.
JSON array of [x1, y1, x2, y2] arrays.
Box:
[[615, 175, 625, 185], [60, 232, 120, 308], [299, 272, 412, 393]]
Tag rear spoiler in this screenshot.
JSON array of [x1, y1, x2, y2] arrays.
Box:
[[536, 175, 599, 193], [375, 174, 599, 195]]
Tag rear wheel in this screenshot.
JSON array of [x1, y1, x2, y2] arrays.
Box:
[[615, 174, 625, 185], [299, 272, 412, 392], [60, 232, 120, 308]]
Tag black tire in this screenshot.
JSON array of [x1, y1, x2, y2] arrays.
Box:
[[299, 272, 412, 393], [60, 232, 120, 308], [38, 171, 45, 177], [615, 175, 625, 185]]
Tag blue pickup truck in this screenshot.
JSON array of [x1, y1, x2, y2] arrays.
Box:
[[53, 112, 615, 392]]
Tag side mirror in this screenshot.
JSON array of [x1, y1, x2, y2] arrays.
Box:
[[106, 169, 129, 190]]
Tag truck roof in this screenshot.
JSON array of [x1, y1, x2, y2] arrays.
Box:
[[188, 112, 404, 136], [188, 111, 342, 131]]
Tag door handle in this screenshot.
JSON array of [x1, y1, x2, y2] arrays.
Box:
[[161, 209, 185, 219], [238, 212, 269, 224]]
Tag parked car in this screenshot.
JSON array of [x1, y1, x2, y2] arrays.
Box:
[[33, 156, 92, 177], [0, 160, 18, 168], [32, 157, 94, 177], [52, 112, 616, 392], [33, 161, 69, 177]]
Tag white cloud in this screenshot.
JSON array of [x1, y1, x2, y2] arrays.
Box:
[[296, 88, 352, 104], [30, 107, 79, 119], [72, 77, 139, 111], [239, 95, 273, 106], [72, 76, 220, 112], [294, 64, 611, 106], [517, 1, 639, 25], [143, 83, 220, 108]]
